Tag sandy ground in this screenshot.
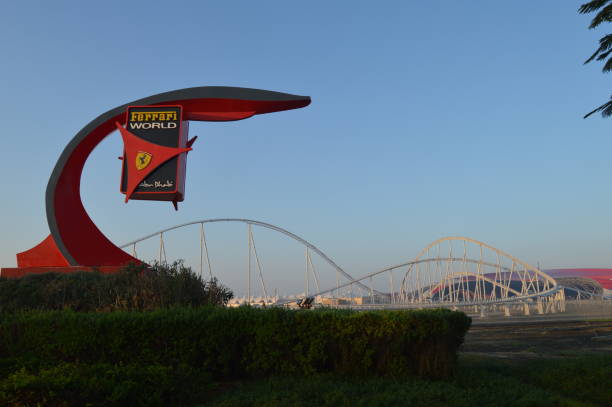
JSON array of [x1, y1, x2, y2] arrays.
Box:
[[461, 317, 612, 357]]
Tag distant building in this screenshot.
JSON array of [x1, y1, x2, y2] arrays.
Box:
[[544, 269, 612, 298]]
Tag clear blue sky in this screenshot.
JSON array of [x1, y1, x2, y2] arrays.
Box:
[[0, 1, 610, 294]]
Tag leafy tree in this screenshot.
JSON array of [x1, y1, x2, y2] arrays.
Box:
[[0, 260, 234, 311], [580, 0, 612, 118]]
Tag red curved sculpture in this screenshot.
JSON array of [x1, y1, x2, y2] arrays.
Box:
[[14, 87, 310, 271]]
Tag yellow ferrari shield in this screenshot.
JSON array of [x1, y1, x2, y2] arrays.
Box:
[[135, 151, 152, 171]]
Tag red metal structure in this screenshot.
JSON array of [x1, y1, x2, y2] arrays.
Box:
[[3, 87, 310, 277]]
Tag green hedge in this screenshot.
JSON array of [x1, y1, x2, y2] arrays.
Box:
[[0, 261, 233, 312], [0, 307, 470, 380]]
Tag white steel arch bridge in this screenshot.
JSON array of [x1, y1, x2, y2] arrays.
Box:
[[120, 218, 567, 315]]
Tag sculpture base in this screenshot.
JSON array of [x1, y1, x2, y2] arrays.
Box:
[[0, 266, 124, 279]]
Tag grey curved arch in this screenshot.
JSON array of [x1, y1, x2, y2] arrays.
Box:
[[45, 86, 310, 266], [119, 218, 379, 294]]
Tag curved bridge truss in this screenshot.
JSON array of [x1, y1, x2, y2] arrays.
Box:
[[121, 221, 564, 312], [301, 237, 562, 312], [398, 237, 559, 306], [119, 218, 379, 299]]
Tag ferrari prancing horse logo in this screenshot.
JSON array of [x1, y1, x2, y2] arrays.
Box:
[[135, 151, 152, 171]]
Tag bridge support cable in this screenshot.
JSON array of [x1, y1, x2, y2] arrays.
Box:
[[247, 224, 251, 304], [304, 248, 308, 296], [494, 252, 501, 301], [506, 262, 515, 300], [445, 244, 452, 302], [311, 250, 321, 293], [477, 246, 483, 303], [388, 270, 395, 304], [159, 232, 166, 263], [248, 225, 269, 303], [305, 247, 309, 297], [200, 223, 213, 280], [305, 248, 321, 295]]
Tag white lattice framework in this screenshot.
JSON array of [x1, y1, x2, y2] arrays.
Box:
[[398, 237, 558, 306], [120, 220, 561, 309], [119, 218, 380, 304], [301, 237, 561, 310]]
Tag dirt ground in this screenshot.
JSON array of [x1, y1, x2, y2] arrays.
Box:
[[461, 318, 612, 357]]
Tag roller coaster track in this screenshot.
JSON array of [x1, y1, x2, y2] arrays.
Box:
[[120, 218, 379, 294], [121, 222, 561, 308]]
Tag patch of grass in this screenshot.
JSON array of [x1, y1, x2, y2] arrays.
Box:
[[201, 354, 612, 407], [507, 354, 612, 406], [1, 353, 608, 406], [0, 362, 213, 407]]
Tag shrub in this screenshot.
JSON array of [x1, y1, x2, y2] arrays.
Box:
[[0, 307, 470, 379], [0, 261, 233, 312]]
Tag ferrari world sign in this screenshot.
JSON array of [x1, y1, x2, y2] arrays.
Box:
[[2, 87, 310, 277]]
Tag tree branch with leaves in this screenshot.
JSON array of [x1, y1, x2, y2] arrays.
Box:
[[580, 0, 612, 118]]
